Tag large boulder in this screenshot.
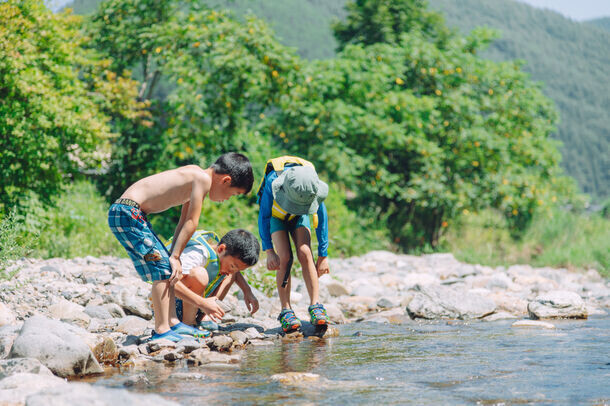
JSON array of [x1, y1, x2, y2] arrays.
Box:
[[0, 358, 53, 378], [527, 291, 587, 319], [27, 382, 180, 406], [8, 316, 103, 377], [407, 285, 496, 320], [0, 372, 68, 404]]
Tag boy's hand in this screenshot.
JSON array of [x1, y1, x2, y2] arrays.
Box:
[[266, 249, 280, 271], [168, 256, 183, 285], [244, 290, 259, 315], [200, 297, 225, 322], [316, 256, 330, 277]]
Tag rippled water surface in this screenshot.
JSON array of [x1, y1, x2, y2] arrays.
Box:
[[96, 317, 610, 405]]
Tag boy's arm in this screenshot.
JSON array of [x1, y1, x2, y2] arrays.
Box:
[[257, 174, 274, 252], [168, 174, 209, 282], [235, 272, 259, 314], [169, 203, 190, 254], [315, 201, 330, 276]]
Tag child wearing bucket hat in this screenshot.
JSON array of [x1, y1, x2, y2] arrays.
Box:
[[256, 156, 331, 333]]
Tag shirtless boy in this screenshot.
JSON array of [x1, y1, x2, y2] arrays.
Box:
[[108, 152, 254, 342]]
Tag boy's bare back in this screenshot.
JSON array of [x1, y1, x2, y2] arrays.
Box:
[[121, 165, 210, 214]]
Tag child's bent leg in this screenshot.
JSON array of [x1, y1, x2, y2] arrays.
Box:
[[292, 227, 319, 305], [271, 230, 293, 309], [177, 267, 208, 325], [151, 280, 173, 334]]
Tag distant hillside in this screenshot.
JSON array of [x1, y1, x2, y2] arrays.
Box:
[[66, 0, 609, 198], [588, 16, 610, 32]]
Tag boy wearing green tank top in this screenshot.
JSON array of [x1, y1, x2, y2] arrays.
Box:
[[171, 229, 260, 333]]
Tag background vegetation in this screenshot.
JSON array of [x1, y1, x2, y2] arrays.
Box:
[[1, 0, 608, 279]]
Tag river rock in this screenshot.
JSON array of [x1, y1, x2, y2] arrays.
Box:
[[512, 320, 555, 329], [406, 285, 496, 320], [26, 382, 181, 406], [229, 330, 248, 346], [8, 315, 103, 377], [210, 335, 233, 351], [84, 305, 113, 320], [0, 303, 16, 327], [271, 372, 320, 385], [325, 281, 350, 297], [116, 316, 149, 336], [527, 291, 588, 319], [193, 350, 240, 364], [0, 325, 20, 359], [104, 303, 127, 318], [0, 372, 68, 404], [0, 358, 53, 378], [324, 303, 347, 324], [120, 291, 152, 320], [48, 299, 91, 328]]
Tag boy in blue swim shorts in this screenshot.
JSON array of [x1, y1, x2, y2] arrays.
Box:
[[108, 153, 254, 342], [171, 229, 260, 333]]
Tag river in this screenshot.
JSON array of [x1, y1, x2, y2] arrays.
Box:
[[93, 316, 610, 405]]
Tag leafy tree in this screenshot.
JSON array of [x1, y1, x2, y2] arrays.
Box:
[[333, 0, 450, 50], [264, 22, 572, 247], [87, 0, 300, 199], [0, 0, 145, 210]]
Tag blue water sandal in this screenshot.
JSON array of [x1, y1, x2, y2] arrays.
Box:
[[198, 320, 219, 332], [171, 322, 211, 338], [308, 303, 330, 326], [278, 309, 302, 333], [150, 330, 184, 343]]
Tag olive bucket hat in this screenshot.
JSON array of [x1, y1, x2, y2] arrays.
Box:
[[271, 166, 329, 215]]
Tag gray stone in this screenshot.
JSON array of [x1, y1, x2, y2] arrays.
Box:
[[8, 316, 103, 377], [26, 382, 181, 405], [120, 291, 152, 320], [48, 299, 91, 327], [193, 351, 240, 365], [0, 372, 68, 404], [528, 291, 587, 319], [377, 297, 397, 309], [244, 327, 264, 340], [84, 305, 113, 320], [116, 316, 149, 336], [512, 320, 555, 329], [210, 335, 233, 351], [229, 330, 248, 346], [324, 303, 347, 324], [178, 338, 201, 353], [406, 285, 496, 320], [0, 358, 53, 378], [148, 339, 177, 352], [123, 373, 149, 387], [118, 345, 139, 359], [325, 281, 350, 297], [163, 351, 182, 362], [104, 303, 126, 318], [0, 303, 16, 327]]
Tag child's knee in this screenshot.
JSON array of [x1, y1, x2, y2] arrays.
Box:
[[296, 244, 313, 263], [184, 267, 207, 295]]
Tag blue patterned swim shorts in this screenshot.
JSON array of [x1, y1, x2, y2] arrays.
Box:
[[108, 199, 172, 282]]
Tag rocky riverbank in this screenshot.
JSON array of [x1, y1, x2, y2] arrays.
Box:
[[0, 252, 608, 405]]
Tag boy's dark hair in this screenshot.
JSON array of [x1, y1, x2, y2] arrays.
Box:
[[220, 229, 260, 267], [211, 152, 254, 193]]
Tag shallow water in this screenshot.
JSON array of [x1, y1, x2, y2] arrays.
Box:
[[95, 316, 610, 405]]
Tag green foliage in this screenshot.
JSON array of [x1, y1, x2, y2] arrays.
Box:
[[333, 0, 450, 50], [0, 211, 30, 280], [444, 208, 610, 278], [264, 24, 571, 247], [16, 181, 125, 258], [428, 0, 610, 199]]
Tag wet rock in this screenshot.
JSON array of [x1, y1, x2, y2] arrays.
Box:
[[122, 373, 149, 387], [26, 382, 181, 405], [163, 350, 182, 362], [118, 345, 139, 360], [229, 330, 248, 346], [193, 350, 240, 365], [0, 358, 53, 378], [244, 327, 264, 340], [406, 285, 496, 320], [169, 372, 206, 380], [0, 303, 16, 327], [248, 339, 274, 346], [210, 335, 233, 351], [0, 372, 68, 404], [482, 312, 518, 322], [148, 339, 177, 352], [528, 291, 587, 319], [512, 320, 555, 329], [116, 316, 149, 336], [8, 316, 103, 377], [271, 372, 320, 385], [93, 337, 119, 365], [178, 338, 201, 353]]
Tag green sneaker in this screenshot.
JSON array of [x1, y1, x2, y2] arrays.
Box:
[[278, 309, 302, 333], [308, 303, 330, 326]]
